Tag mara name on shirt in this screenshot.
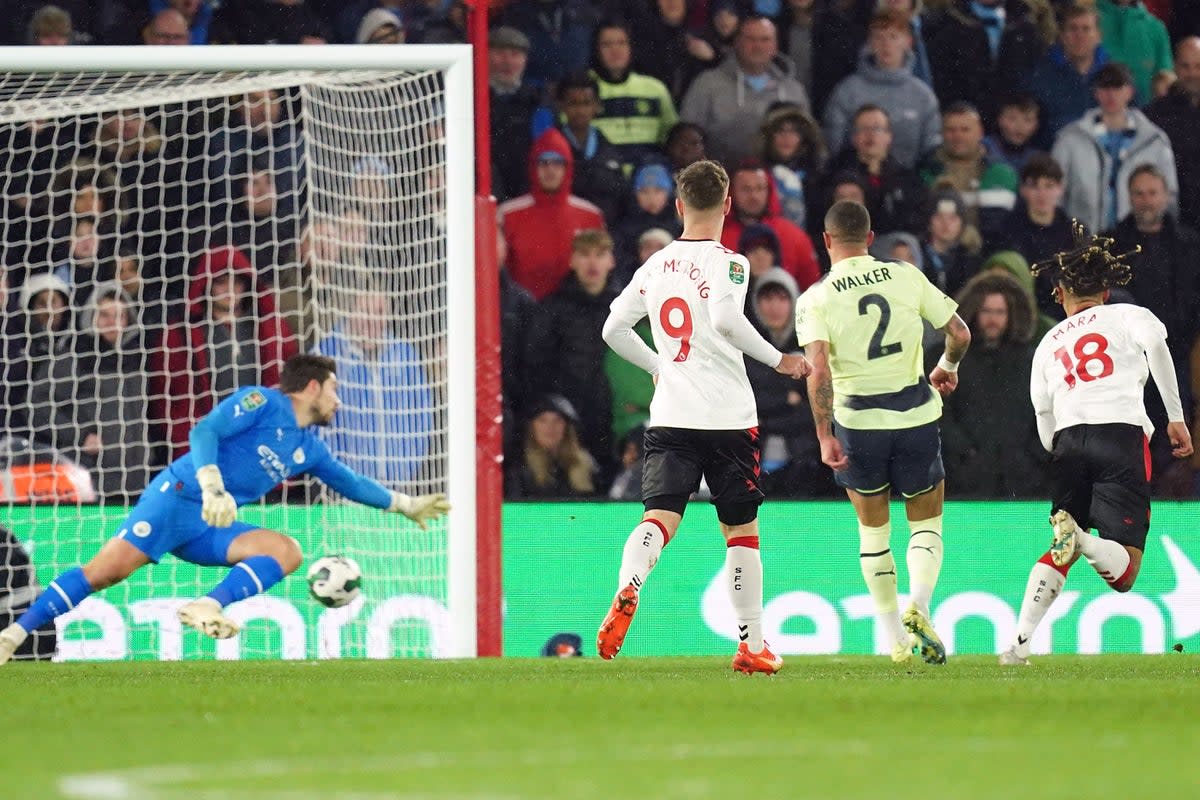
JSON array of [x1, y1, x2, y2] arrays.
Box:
[[1031, 303, 1167, 438]]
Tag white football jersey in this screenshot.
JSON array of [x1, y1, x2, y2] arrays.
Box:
[[1030, 303, 1167, 438], [608, 239, 758, 430]]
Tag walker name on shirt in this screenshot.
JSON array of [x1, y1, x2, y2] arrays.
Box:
[[1050, 311, 1098, 341], [660, 259, 711, 299], [830, 266, 893, 293]]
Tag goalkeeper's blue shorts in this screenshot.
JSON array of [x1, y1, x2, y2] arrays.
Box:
[[113, 472, 258, 565]]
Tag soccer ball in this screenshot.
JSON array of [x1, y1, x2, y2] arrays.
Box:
[[306, 555, 362, 608]]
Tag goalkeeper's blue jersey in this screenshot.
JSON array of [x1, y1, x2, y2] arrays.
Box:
[[164, 386, 391, 509]]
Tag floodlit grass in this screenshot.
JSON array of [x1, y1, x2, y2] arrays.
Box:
[[4, 656, 1199, 799]]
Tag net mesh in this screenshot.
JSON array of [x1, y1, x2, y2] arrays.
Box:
[[0, 68, 453, 660]]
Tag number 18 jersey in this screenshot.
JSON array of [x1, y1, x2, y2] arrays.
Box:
[[608, 238, 758, 430], [1030, 303, 1167, 438]]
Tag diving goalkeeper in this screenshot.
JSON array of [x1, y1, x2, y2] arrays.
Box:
[[0, 354, 450, 664]]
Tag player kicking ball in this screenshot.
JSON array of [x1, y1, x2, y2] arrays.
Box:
[[0, 354, 449, 664], [999, 225, 1193, 666], [597, 160, 811, 674], [796, 200, 971, 665]]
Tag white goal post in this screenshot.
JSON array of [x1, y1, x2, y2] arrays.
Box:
[[0, 45, 481, 660]]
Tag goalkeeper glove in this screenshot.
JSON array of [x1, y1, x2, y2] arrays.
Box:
[[388, 491, 451, 530], [197, 465, 238, 528]]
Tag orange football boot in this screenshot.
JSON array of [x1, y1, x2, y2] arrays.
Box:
[[731, 640, 783, 675], [597, 584, 639, 660]]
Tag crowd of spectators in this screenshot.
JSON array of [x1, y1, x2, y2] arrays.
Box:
[[1, 1, 1200, 504]]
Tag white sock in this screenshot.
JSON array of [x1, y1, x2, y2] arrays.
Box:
[[1013, 556, 1067, 658], [726, 536, 764, 652], [907, 516, 944, 618], [618, 520, 667, 593], [1078, 534, 1132, 587], [859, 522, 907, 648]]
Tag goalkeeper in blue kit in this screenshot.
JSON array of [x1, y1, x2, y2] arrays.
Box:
[[0, 354, 450, 663]]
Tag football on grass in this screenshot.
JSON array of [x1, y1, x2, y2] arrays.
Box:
[[306, 555, 362, 608]]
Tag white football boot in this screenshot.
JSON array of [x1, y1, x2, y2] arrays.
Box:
[[0, 623, 28, 666], [177, 597, 240, 639], [891, 632, 917, 663], [998, 646, 1031, 667], [1049, 510, 1082, 568]]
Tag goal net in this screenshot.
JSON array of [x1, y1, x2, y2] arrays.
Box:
[[0, 46, 478, 661]]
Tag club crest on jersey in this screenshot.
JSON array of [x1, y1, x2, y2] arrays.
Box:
[[241, 390, 267, 411], [293, 448, 305, 464], [729, 261, 745, 284]]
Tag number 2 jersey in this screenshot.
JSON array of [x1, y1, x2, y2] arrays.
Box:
[[1030, 303, 1181, 441], [606, 239, 760, 430], [795, 256, 957, 430]]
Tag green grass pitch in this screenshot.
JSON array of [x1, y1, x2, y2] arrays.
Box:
[[4, 656, 1199, 799]]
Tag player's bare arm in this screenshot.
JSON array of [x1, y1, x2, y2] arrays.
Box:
[[804, 340, 848, 471], [929, 313, 971, 397]]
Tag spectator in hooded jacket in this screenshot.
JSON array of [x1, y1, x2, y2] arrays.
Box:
[[821, 104, 927, 235], [680, 15, 811, 165], [612, 163, 681, 282], [1, 272, 73, 438], [1024, 4, 1110, 149], [745, 266, 834, 496], [314, 291, 434, 488], [589, 18, 679, 171], [556, 73, 629, 224], [823, 9, 941, 169], [938, 269, 1046, 497], [1052, 62, 1178, 234], [498, 128, 607, 301], [923, 0, 1044, 125], [759, 102, 826, 231], [1096, 0, 1172, 106], [720, 161, 820, 289], [150, 245, 299, 459]]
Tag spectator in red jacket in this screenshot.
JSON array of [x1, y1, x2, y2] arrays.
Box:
[[720, 161, 820, 289], [498, 128, 606, 300], [150, 245, 299, 458]]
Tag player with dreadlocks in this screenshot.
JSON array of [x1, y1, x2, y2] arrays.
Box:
[[999, 222, 1193, 665]]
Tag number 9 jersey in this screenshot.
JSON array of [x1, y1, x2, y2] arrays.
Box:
[[1031, 303, 1171, 439], [607, 239, 759, 430]]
